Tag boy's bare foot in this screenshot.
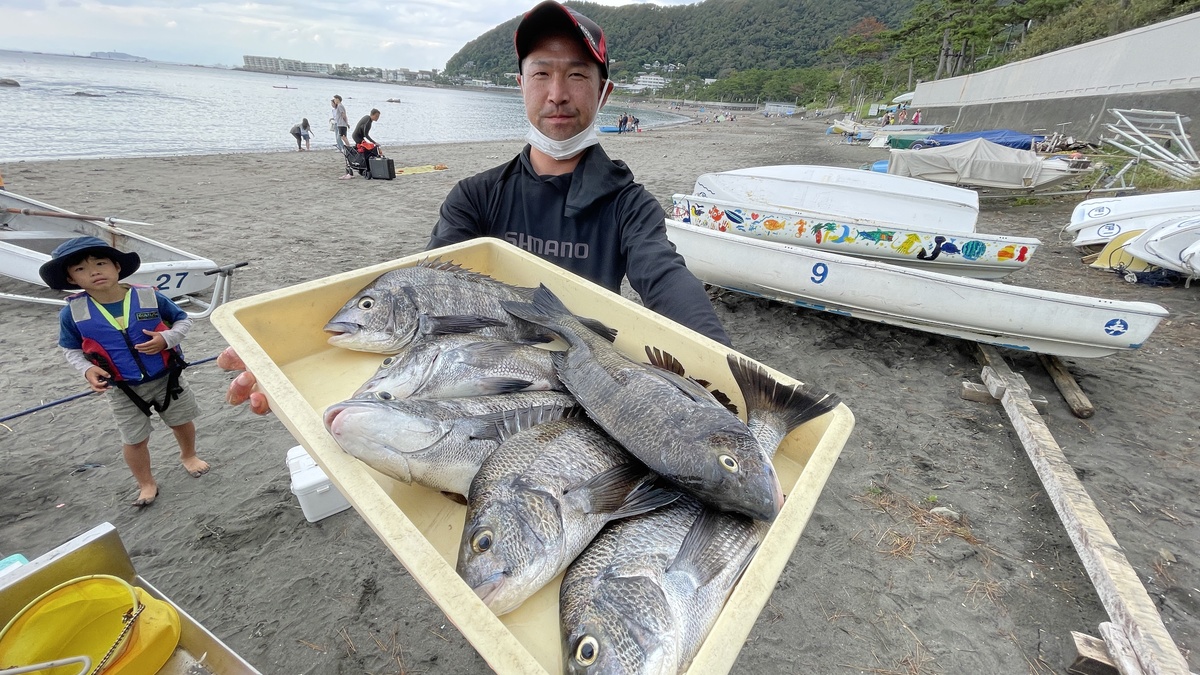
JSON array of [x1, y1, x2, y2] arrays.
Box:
[[183, 457, 210, 478], [133, 485, 159, 507]]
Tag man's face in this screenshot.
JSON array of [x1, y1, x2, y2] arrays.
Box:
[[518, 34, 610, 141], [371, 112, 380, 121]]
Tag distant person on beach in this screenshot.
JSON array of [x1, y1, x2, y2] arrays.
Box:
[[289, 119, 312, 151], [342, 109, 382, 179], [41, 236, 208, 506], [222, 0, 729, 415], [331, 95, 349, 151], [912, 109, 922, 125]]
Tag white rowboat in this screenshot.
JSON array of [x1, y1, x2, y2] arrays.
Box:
[[666, 219, 1167, 358], [1122, 216, 1200, 275], [1064, 190, 1200, 249], [1, 190, 217, 298], [694, 165, 979, 234], [672, 193, 1037, 280]]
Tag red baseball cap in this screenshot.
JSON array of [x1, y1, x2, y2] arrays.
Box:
[[514, 1, 609, 80]]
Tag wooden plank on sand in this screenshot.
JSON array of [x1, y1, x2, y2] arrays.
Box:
[[979, 346, 1190, 675], [1068, 631, 1120, 675], [1038, 354, 1095, 419]]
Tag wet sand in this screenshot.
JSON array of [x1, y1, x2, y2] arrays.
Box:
[[1, 115, 1197, 673]]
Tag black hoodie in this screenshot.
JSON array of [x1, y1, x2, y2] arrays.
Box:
[[427, 144, 730, 346]]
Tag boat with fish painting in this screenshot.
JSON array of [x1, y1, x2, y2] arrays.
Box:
[[666, 218, 1168, 358], [672, 193, 1038, 280], [694, 165, 979, 234]]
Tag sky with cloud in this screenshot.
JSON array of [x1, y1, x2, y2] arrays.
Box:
[[3, 0, 699, 71]]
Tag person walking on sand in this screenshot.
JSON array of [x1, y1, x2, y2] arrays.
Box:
[[911, 108, 922, 125], [40, 236, 208, 507], [222, 0, 729, 414], [331, 95, 349, 151], [289, 119, 313, 151]]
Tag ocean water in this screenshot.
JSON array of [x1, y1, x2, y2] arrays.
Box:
[[0, 50, 687, 163]]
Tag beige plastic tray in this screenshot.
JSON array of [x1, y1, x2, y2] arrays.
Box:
[[210, 237, 854, 674]]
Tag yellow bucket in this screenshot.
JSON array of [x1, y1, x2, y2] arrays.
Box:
[[0, 574, 180, 675]]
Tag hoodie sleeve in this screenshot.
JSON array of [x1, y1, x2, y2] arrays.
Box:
[[426, 179, 487, 250], [618, 187, 732, 347]]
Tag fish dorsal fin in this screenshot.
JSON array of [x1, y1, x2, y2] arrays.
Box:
[[666, 509, 750, 587], [418, 256, 537, 294], [495, 404, 580, 442], [643, 346, 739, 415], [727, 353, 840, 436]]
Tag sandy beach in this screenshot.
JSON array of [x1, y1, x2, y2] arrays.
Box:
[[1, 116, 1197, 673]]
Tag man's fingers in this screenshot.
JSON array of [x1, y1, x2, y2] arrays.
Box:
[[217, 346, 246, 371], [227, 371, 257, 405], [248, 392, 272, 415]]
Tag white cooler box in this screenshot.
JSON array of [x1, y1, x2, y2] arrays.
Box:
[[286, 445, 352, 522]]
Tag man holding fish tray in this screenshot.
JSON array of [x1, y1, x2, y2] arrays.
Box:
[[427, 0, 730, 346]]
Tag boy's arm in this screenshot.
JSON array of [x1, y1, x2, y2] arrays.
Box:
[[155, 293, 192, 349], [62, 347, 94, 374], [158, 317, 193, 349]]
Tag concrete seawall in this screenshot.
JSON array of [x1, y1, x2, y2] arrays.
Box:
[[913, 12, 1200, 142]]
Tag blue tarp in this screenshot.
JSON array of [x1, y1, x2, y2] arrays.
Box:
[[919, 129, 1044, 150]]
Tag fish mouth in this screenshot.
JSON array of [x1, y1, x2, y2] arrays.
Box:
[[323, 404, 348, 431], [471, 572, 509, 610], [323, 321, 360, 336]]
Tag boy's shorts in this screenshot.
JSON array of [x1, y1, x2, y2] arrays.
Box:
[[106, 373, 200, 445]]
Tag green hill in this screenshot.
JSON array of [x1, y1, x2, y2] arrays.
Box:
[[445, 0, 918, 83]]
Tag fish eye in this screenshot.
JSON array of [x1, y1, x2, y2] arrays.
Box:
[[374, 391, 394, 401], [471, 529, 493, 553], [357, 296, 376, 310], [718, 454, 739, 473], [382, 356, 397, 367], [574, 636, 598, 666]]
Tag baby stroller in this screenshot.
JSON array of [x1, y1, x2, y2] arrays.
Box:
[[342, 143, 370, 178]]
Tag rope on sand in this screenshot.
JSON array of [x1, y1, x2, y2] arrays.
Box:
[[0, 355, 220, 428]]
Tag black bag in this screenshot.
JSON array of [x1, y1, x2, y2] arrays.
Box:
[[368, 157, 396, 180]]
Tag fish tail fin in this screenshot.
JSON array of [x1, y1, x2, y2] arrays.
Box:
[[728, 353, 840, 448], [502, 285, 617, 342]]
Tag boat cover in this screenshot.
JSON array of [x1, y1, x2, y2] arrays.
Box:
[[922, 129, 1043, 149], [887, 138, 1044, 189]]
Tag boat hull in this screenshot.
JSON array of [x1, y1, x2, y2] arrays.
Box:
[[665, 219, 1167, 358], [672, 194, 1038, 280], [694, 165, 979, 234], [1065, 190, 1200, 249], [0, 191, 217, 297], [1122, 216, 1200, 274]]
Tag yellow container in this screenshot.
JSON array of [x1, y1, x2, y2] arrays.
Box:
[[210, 237, 854, 675]]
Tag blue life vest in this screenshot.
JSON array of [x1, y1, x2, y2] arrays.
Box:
[[67, 285, 181, 383]]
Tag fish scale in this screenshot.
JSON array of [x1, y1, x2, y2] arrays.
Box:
[[502, 285, 784, 522], [323, 391, 576, 496], [458, 415, 668, 615]]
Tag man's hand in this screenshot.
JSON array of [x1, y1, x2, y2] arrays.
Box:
[[218, 346, 272, 415], [135, 330, 168, 354], [84, 366, 111, 393]]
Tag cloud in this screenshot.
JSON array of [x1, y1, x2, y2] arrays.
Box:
[[4, 0, 704, 70]]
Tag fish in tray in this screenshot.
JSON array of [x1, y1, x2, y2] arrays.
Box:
[[559, 357, 839, 675], [322, 391, 577, 496], [457, 410, 677, 615], [559, 492, 763, 675], [323, 259, 609, 354], [502, 284, 836, 522], [354, 334, 564, 400]]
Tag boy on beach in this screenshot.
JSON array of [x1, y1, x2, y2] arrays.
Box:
[[40, 236, 208, 507]]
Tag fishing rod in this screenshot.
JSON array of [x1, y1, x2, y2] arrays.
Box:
[[0, 355, 220, 426], [2, 207, 154, 229]]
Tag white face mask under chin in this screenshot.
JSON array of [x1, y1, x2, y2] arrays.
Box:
[[526, 124, 599, 161], [524, 80, 611, 161]]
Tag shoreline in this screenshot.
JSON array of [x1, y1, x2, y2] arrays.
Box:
[[1, 116, 1196, 673]]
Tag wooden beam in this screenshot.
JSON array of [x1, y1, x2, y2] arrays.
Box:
[[1068, 631, 1119, 675], [1100, 622, 1149, 675], [979, 345, 1191, 675], [960, 380, 1048, 414], [1039, 354, 1095, 418]]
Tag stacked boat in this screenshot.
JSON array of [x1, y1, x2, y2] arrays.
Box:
[[1064, 191, 1200, 278], [668, 165, 1169, 357]]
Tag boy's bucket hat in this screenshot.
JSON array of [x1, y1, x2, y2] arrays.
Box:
[[38, 236, 141, 290], [515, 1, 609, 80]]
